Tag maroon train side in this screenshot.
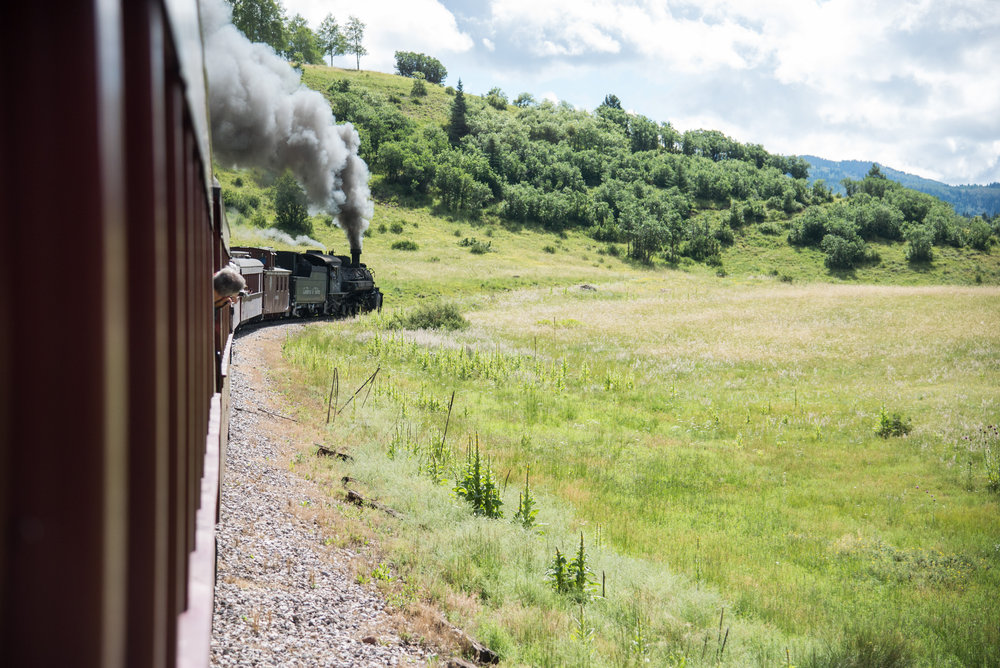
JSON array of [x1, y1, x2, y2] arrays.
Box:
[[2, 1, 238, 666]]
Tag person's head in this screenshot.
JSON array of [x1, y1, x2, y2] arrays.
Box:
[[213, 267, 246, 304]]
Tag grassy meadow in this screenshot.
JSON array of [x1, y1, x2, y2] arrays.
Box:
[[234, 200, 1000, 667]]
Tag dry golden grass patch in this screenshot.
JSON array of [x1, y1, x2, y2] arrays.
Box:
[[474, 280, 1000, 368]]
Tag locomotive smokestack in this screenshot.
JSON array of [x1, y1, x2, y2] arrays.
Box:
[[351, 247, 361, 267]]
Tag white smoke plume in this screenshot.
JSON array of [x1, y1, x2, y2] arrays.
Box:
[[199, 0, 372, 252], [253, 227, 323, 248]]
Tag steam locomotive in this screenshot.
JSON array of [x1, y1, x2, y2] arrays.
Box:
[[229, 245, 383, 328]]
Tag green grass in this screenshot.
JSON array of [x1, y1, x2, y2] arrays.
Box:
[[300, 64, 458, 125], [263, 203, 1000, 666]]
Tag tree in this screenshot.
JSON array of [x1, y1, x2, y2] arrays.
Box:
[[448, 79, 469, 145], [228, 0, 286, 53], [317, 14, 346, 66], [513, 92, 536, 108], [393, 51, 447, 84], [485, 87, 508, 110], [285, 14, 321, 64], [272, 170, 311, 235], [344, 15, 367, 70]]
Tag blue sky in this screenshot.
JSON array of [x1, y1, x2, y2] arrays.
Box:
[[278, 0, 999, 186]]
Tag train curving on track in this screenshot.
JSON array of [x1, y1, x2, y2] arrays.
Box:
[[229, 246, 382, 328]]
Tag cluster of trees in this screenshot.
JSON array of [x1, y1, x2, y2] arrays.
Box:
[[231, 57, 994, 269], [325, 80, 847, 263], [788, 165, 995, 267], [393, 51, 447, 84], [227, 0, 366, 68]]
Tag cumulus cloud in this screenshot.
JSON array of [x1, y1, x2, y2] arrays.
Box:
[[279, 0, 1000, 184], [279, 0, 474, 74]]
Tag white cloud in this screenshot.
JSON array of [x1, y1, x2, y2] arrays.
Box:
[[276, 0, 1000, 184]]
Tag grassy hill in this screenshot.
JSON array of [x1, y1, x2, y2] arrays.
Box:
[[229, 206, 1000, 667], [253, 216, 1000, 665], [222, 64, 999, 288], [219, 65, 1000, 666]]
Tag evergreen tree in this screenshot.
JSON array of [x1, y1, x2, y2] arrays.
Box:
[[448, 79, 469, 145]]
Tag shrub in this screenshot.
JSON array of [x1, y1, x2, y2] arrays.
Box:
[[875, 407, 912, 438], [391, 240, 418, 251], [965, 217, 993, 251], [789, 208, 831, 246], [390, 221, 404, 234], [410, 77, 427, 97], [329, 79, 350, 93], [388, 301, 469, 330], [758, 222, 783, 236], [458, 237, 493, 254], [681, 223, 722, 264], [548, 533, 596, 602], [821, 233, 867, 269], [714, 223, 735, 246], [905, 224, 934, 262], [454, 437, 503, 519], [542, 245, 556, 254]]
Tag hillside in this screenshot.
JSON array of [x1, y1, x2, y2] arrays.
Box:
[[802, 155, 1000, 217], [218, 64, 999, 287], [218, 65, 1000, 667], [234, 209, 1000, 666]]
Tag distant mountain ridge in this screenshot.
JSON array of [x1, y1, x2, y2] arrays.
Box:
[[801, 155, 1000, 217]]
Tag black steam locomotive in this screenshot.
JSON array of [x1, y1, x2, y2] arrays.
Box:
[[229, 245, 383, 327]]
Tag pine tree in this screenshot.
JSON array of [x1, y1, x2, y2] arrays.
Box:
[[448, 79, 468, 145]]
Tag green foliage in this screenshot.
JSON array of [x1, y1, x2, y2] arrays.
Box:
[[272, 170, 311, 235], [970, 424, 1000, 492], [512, 466, 539, 529], [409, 74, 427, 98], [344, 15, 366, 70], [285, 14, 322, 64], [875, 407, 912, 438], [965, 216, 994, 251], [455, 436, 504, 518], [448, 79, 469, 145], [393, 50, 447, 84], [228, 0, 286, 53], [513, 92, 535, 108], [546, 548, 569, 594], [458, 237, 493, 254], [485, 87, 508, 110], [387, 301, 469, 331], [291, 67, 995, 280], [905, 224, 934, 262], [682, 220, 722, 264], [317, 14, 346, 66], [803, 626, 913, 668], [222, 188, 261, 216], [821, 233, 868, 270], [390, 240, 418, 251], [548, 534, 596, 602]]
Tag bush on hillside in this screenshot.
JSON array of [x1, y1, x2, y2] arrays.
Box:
[[388, 301, 469, 331]]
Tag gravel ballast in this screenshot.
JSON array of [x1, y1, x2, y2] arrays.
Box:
[[211, 324, 430, 667]]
